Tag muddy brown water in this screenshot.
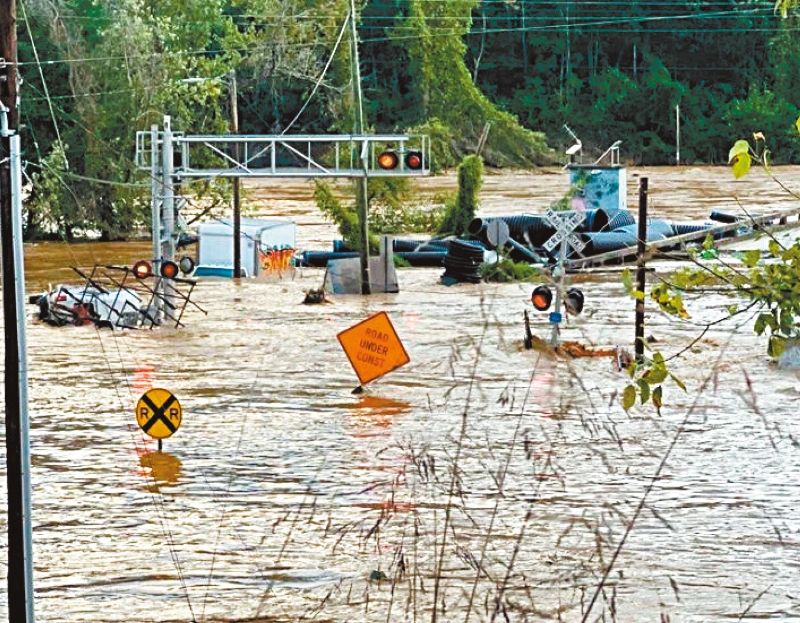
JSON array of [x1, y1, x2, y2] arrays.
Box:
[[3, 166, 800, 622]]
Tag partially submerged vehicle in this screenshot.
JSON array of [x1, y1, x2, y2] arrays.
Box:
[[31, 283, 143, 328], [29, 264, 204, 329]]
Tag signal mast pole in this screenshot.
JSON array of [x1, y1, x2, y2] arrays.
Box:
[[1, 0, 36, 619], [349, 0, 371, 294]]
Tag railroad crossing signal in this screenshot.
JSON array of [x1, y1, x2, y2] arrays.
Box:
[[136, 388, 182, 439], [539, 208, 587, 345], [377, 149, 425, 172]]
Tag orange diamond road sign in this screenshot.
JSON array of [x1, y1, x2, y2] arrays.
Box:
[[136, 388, 182, 439], [337, 311, 410, 385]]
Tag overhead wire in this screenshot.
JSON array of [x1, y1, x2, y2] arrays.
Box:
[[18, 4, 205, 617], [15, 5, 787, 74]]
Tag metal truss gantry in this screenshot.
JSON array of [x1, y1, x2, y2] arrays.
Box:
[[137, 116, 430, 291], [136, 126, 431, 179]]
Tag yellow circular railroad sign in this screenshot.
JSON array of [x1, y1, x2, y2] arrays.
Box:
[[136, 388, 182, 439]]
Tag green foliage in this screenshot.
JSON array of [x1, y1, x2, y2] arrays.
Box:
[[718, 118, 800, 355], [17, 0, 800, 243], [480, 257, 542, 283], [315, 178, 443, 250], [370, 202, 444, 236], [437, 155, 483, 237], [637, 119, 800, 359], [621, 351, 686, 414], [392, 0, 553, 167], [724, 88, 800, 164], [775, 0, 800, 18], [405, 119, 459, 173], [23, 144, 73, 240], [367, 177, 445, 234], [314, 181, 374, 253]]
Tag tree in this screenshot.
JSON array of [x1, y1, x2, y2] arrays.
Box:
[[437, 154, 483, 237], [386, 0, 553, 167]]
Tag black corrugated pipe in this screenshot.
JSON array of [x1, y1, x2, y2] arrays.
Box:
[[391, 238, 451, 252], [672, 223, 713, 236], [468, 215, 556, 247], [298, 250, 447, 268], [334, 238, 451, 253], [586, 208, 636, 232], [581, 219, 675, 255], [709, 211, 739, 224], [298, 251, 358, 267], [442, 239, 485, 283]]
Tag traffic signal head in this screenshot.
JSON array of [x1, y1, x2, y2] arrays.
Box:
[[377, 150, 399, 170], [405, 150, 423, 170], [564, 287, 584, 315], [531, 285, 552, 311]]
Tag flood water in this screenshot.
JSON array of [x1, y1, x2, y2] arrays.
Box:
[[3, 166, 800, 622]]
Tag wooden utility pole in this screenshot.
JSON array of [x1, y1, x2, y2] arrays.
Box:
[[635, 177, 648, 362], [229, 69, 241, 279], [2, 0, 35, 619]]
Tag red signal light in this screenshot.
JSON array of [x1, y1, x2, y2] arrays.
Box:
[[160, 260, 180, 279], [377, 150, 399, 170], [405, 151, 423, 170], [531, 285, 552, 311], [132, 260, 152, 280]]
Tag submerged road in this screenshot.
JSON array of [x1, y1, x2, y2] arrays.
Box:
[[2, 166, 800, 622]]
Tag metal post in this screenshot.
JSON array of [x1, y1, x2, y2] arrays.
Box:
[[550, 237, 568, 345], [349, 0, 371, 294], [161, 115, 175, 262], [635, 177, 648, 362], [2, 3, 35, 616], [10, 134, 34, 623], [150, 124, 161, 278], [229, 69, 242, 279], [675, 104, 680, 166]]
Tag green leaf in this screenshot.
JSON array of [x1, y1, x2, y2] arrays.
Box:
[[621, 268, 633, 292], [768, 239, 782, 258], [652, 386, 663, 410], [743, 249, 761, 268], [622, 385, 637, 411], [728, 139, 751, 162], [643, 366, 668, 385], [768, 335, 786, 358], [731, 152, 752, 179], [669, 373, 686, 391], [637, 379, 650, 404], [796, 115, 800, 135]]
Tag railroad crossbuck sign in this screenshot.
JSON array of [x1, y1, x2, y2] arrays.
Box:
[[337, 311, 410, 385], [543, 207, 586, 255], [136, 388, 182, 439]]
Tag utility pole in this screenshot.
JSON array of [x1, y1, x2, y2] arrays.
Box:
[[635, 178, 648, 363], [1, 0, 36, 619], [349, 0, 371, 294], [229, 69, 241, 279]]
